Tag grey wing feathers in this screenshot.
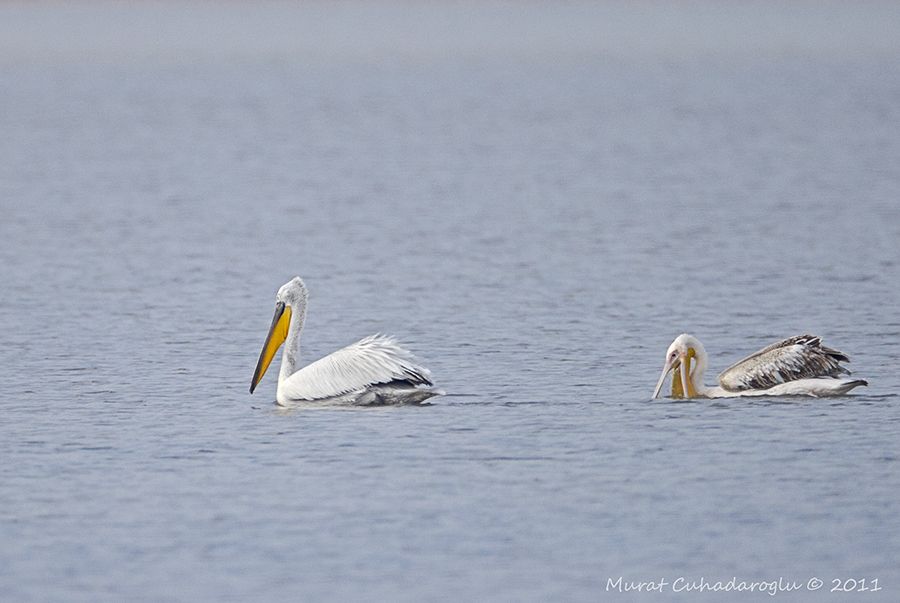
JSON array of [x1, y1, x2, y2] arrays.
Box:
[[717, 335, 851, 392], [281, 334, 433, 401]]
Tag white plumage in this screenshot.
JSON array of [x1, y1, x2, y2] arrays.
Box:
[[250, 277, 441, 406], [653, 333, 867, 399], [279, 334, 433, 402]]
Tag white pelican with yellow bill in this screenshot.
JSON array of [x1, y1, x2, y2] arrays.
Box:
[[250, 277, 441, 406], [653, 333, 868, 399]]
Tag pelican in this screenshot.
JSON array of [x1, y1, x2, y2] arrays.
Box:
[[652, 334, 868, 399], [250, 277, 441, 406]]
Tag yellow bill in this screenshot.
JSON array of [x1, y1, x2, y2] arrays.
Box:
[[674, 348, 697, 399], [671, 363, 685, 398], [652, 347, 697, 399], [250, 301, 292, 393]]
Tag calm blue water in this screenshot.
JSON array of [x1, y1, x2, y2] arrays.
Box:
[[1, 2, 899, 601]]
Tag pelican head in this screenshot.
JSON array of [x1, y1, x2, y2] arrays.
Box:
[[276, 276, 309, 307], [652, 333, 706, 399], [250, 277, 309, 394]]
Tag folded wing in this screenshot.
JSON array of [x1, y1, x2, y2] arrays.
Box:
[[717, 334, 851, 392], [280, 334, 433, 401]]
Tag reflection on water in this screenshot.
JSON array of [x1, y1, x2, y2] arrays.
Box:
[[1, 1, 900, 602]]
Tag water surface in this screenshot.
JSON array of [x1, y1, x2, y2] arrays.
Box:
[[1, 2, 899, 601]]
